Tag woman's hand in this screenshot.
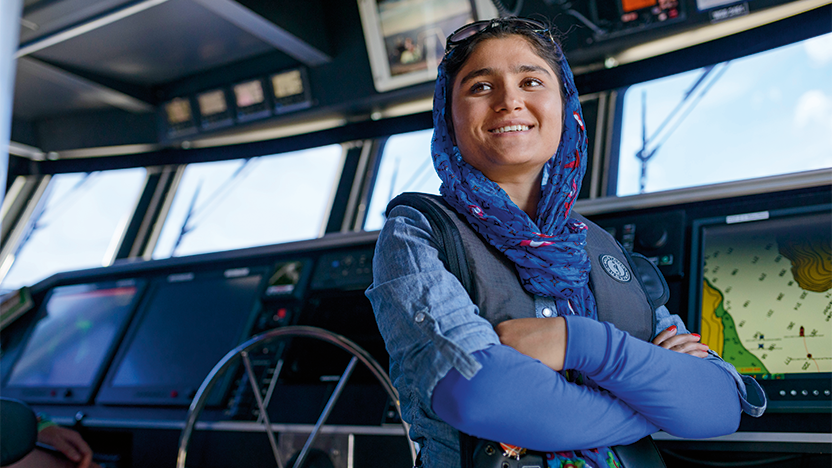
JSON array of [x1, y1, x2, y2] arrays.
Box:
[[37, 425, 94, 468], [494, 317, 567, 371], [652, 326, 709, 358]]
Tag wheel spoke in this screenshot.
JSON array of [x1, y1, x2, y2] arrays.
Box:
[[242, 350, 283, 468], [292, 356, 357, 468]]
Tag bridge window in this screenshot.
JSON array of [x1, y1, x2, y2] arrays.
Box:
[[152, 144, 343, 258], [0, 168, 147, 292], [363, 129, 440, 231], [616, 32, 832, 196]]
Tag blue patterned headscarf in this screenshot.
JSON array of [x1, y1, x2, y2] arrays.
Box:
[[431, 33, 597, 319]]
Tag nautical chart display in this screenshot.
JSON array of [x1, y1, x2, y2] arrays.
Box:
[[698, 210, 831, 378]]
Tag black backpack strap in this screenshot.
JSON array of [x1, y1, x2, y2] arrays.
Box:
[[629, 251, 670, 310], [387, 192, 476, 301], [612, 436, 667, 467]]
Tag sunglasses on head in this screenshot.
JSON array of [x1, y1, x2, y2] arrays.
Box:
[[444, 17, 553, 55]]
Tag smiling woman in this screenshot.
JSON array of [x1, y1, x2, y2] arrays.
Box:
[[449, 36, 564, 216], [366, 17, 765, 468]]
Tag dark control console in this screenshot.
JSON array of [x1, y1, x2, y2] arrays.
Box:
[[592, 210, 685, 278], [763, 379, 832, 411], [310, 249, 374, 290], [223, 246, 384, 423]]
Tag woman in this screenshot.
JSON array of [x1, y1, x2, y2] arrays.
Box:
[[366, 18, 766, 467]]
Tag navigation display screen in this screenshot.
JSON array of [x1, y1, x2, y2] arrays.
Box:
[[198, 90, 228, 117], [98, 269, 264, 405], [697, 210, 831, 378], [3, 280, 144, 404]]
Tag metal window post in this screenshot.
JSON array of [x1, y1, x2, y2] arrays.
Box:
[[1, 0, 24, 209]]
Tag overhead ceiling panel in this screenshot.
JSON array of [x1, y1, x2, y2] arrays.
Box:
[[20, 0, 134, 45], [27, 0, 281, 86], [13, 57, 153, 120]]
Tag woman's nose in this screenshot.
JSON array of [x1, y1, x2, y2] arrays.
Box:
[[493, 87, 523, 113]]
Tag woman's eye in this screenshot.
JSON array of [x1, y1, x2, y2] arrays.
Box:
[[470, 82, 492, 93], [522, 78, 543, 88]]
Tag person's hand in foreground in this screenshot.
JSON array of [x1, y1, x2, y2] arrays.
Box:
[[37, 425, 94, 468], [652, 326, 709, 358]]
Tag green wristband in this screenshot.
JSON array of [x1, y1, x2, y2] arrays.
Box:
[[36, 412, 57, 432]]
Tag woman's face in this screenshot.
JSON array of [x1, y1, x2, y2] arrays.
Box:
[[451, 36, 563, 184]]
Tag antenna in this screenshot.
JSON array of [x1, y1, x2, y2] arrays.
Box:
[[636, 90, 653, 194], [633, 63, 728, 193]]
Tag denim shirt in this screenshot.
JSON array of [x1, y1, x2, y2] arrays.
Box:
[[366, 205, 767, 467]]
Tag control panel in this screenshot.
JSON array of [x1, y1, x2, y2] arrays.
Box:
[[310, 249, 374, 291], [593, 210, 685, 278], [223, 246, 382, 423]]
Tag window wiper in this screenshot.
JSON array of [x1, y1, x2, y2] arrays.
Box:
[[0, 173, 96, 285], [636, 62, 730, 192], [169, 158, 258, 256]]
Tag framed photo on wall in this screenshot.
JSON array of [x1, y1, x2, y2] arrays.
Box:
[[358, 0, 498, 92]]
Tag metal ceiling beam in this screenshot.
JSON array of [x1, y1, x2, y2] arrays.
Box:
[[16, 0, 170, 58], [192, 0, 331, 66], [18, 56, 154, 113], [16, 0, 333, 67]]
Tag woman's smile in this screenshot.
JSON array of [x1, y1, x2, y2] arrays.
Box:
[[490, 122, 533, 134]]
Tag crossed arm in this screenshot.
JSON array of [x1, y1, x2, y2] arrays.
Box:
[[494, 315, 709, 372], [432, 316, 740, 451]]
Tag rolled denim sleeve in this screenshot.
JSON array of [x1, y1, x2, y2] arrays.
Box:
[[366, 205, 500, 404], [653, 305, 767, 417]]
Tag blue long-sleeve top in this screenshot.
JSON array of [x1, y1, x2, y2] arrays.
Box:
[[434, 317, 742, 451], [367, 205, 766, 467]]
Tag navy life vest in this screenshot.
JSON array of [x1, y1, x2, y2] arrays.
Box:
[[386, 193, 669, 340], [386, 193, 670, 468]]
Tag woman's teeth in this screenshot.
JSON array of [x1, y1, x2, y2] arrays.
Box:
[[492, 125, 530, 133]]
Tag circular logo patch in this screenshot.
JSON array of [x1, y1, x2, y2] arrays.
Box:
[[600, 254, 631, 283]]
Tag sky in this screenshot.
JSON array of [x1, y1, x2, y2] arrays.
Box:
[[617, 32, 832, 195]]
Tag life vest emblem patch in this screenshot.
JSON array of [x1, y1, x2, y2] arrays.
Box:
[[600, 254, 631, 283]]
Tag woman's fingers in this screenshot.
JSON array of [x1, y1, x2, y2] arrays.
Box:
[[653, 327, 709, 358], [38, 426, 93, 468], [652, 325, 677, 346]]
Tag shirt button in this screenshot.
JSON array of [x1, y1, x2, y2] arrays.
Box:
[[542, 308, 553, 317], [414, 312, 425, 323]]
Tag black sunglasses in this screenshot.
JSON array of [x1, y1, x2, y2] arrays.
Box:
[[444, 18, 552, 55]]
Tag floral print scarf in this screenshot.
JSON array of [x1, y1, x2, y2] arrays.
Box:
[[431, 39, 597, 320]]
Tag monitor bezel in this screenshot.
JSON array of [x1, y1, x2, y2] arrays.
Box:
[[1, 279, 146, 405], [357, 0, 498, 93], [687, 203, 832, 410], [95, 267, 267, 407]]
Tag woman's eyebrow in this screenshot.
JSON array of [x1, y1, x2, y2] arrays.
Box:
[[459, 67, 494, 86], [514, 64, 551, 75], [459, 64, 552, 86]]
